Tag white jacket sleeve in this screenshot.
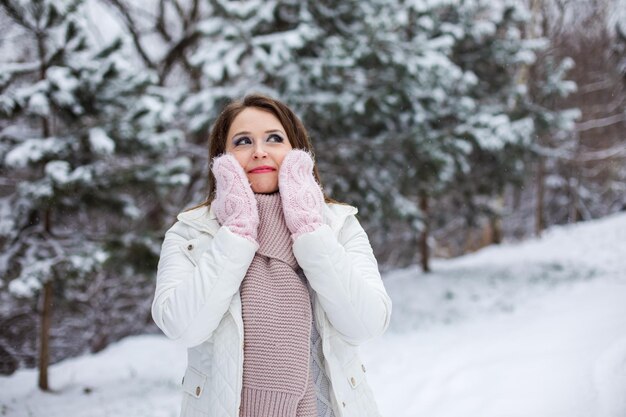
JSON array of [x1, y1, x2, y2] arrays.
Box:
[[151, 223, 257, 348], [292, 215, 392, 345]]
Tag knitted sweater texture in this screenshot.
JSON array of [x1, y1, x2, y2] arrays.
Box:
[[239, 192, 317, 417]]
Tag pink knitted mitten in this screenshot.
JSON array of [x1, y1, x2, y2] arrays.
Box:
[[278, 149, 324, 240], [211, 154, 259, 243]]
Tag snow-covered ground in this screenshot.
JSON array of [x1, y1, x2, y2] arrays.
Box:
[[2, 213, 625, 417]]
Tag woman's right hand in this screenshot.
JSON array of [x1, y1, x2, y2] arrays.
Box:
[[211, 153, 259, 243]]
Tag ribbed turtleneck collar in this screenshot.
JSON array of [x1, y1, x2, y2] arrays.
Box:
[[254, 192, 282, 222], [254, 192, 297, 268]]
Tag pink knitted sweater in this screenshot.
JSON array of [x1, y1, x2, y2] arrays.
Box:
[[239, 192, 317, 417]]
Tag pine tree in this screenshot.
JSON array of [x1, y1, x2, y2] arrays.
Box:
[[96, 0, 578, 269], [179, 0, 322, 135], [296, 0, 576, 267], [0, 0, 186, 386], [282, 0, 548, 268]]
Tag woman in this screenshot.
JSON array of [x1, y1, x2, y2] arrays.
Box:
[[151, 94, 392, 417]]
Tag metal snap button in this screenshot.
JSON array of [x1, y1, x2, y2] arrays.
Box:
[[196, 386, 201, 396], [187, 244, 193, 250], [350, 376, 356, 386]]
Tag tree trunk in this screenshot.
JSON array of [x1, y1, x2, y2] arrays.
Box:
[[569, 134, 583, 223], [36, 33, 50, 138], [489, 216, 502, 244], [521, 0, 546, 238], [535, 155, 545, 237], [490, 194, 503, 244], [516, 0, 542, 85], [419, 193, 430, 273], [38, 280, 53, 391], [568, 174, 581, 223], [35, 24, 56, 389]]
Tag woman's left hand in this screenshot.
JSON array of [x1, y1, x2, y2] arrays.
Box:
[[278, 149, 325, 239]]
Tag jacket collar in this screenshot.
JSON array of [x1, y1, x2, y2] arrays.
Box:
[[176, 201, 358, 236], [176, 204, 220, 235]]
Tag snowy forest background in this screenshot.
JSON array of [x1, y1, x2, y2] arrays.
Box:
[[0, 0, 625, 397]]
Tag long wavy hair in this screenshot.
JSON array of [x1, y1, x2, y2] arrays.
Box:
[[185, 94, 336, 212]]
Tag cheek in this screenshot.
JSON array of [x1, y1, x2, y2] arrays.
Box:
[[274, 148, 292, 168], [228, 150, 250, 170]]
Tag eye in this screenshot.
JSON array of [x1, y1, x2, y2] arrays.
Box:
[[267, 134, 284, 143], [233, 136, 252, 146]]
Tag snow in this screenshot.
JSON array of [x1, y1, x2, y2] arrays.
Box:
[[7, 274, 42, 298], [27, 92, 50, 117], [43, 160, 95, 186], [4, 138, 68, 168], [1, 213, 626, 417], [371, 277, 626, 417], [83, 0, 126, 48], [89, 128, 115, 155], [0, 335, 185, 417], [44, 160, 72, 183], [45, 66, 74, 91]]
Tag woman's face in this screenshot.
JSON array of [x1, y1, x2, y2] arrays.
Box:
[[225, 107, 293, 194]]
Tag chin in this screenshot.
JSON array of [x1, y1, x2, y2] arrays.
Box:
[[249, 175, 279, 194], [251, 184, 279, 194]]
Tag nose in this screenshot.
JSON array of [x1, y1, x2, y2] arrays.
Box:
[[252, 142, 268, 160]]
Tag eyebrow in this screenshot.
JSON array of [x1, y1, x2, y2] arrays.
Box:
[[231, 129, 285, 138]]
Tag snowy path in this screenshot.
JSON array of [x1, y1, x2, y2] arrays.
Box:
[[365, 277, 626, 417], [365, 212, 626, 417], [1, 213, 625, 417]]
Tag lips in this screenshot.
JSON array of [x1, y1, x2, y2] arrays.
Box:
[[249, 166, 276, 174]]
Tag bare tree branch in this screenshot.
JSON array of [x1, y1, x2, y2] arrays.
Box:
[[170, 0, 187, 25], [588, 95, 625, 114], [155, 0, 172, 42], [577, 79, 615, 94], [575, 113, 626, 132], [158, 28, 201, 83], [531, 142, 626, 161], [577, 144, 626, 161], [100, 0, 155, 70], [190, 0, 199, 22], [0, 0, 35, 32]]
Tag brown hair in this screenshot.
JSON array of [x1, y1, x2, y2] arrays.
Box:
[[185, 94, 337, 212]]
